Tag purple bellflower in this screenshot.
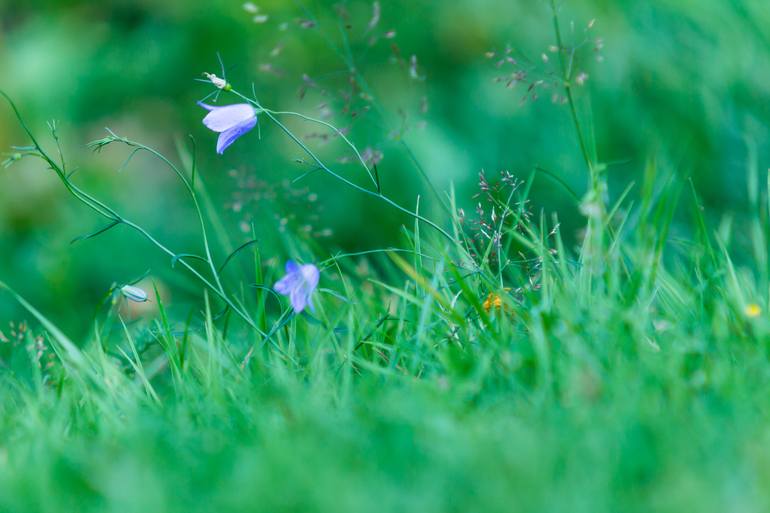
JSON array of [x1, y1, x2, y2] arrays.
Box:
[[274, 260, 320, 314], [198, 102, 257, 154]]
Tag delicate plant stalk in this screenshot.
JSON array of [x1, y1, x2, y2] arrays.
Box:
[[101, 135, 228, 298], [287, 3, 451, 214], [548, 0, 594, 185], [229, 89, 457, 244], [548, 0, 606, 278], [259, 107, 379, 189], [0, 92, 273, 339]]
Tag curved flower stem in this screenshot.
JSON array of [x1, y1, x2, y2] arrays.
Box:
[[548, 0, 601, 201], [548, 0, 606, 281], [283, 4, 452, 216], [108, 136, 228, 297], [75, 182, 265, 336], [260, 108, 378, 189], [319, 247, 437, 269], [230, 90, 457, 244], [0, 91, 272, 340]]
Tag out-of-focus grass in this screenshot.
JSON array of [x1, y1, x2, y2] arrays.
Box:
[[1, 151, 769, 510]]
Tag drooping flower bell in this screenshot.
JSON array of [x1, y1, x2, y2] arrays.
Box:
[[198, 102, 257, 154], [120, 285, 148, 303], [274, 260, 320, 314]]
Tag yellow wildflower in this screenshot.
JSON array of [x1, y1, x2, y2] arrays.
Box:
[[745, 303, 762, 318], [483, 293, 503, 311], [483, 288, 512, 312]]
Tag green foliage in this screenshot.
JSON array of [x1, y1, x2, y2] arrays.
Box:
[[2, 1, 770, 511], [1, 178, 770, 511]]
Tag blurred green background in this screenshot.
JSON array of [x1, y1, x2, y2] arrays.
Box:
[[1, 0, 769, 332]]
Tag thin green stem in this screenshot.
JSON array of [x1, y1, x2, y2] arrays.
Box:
[[548, 0, 606, 279], [261, 108, 378, 188], [231, 90, 457, 244], [112, 138, 228, 297], [549, 0, 595, 186], [286, 1, 451, 214], [0, 91, 274, 339]]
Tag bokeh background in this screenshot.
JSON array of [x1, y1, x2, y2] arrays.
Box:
[[1, 0, 769, 333]]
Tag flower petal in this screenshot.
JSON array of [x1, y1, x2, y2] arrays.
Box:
[[285, 260, 300, 274], [120, 285, 148, 303], [300, 264, 320, 290], [216, 117, 257, 154], [201, 103, 256, 132], [274, 273, 299, 295], [307, 295, 316, 313], [294, 265, 320, 313], [290, 288, 309, 313], [274, 261, 321, 314]]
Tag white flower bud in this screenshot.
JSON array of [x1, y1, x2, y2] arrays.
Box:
[[121, 285, 148, 303], [204, 72, 229, 90]]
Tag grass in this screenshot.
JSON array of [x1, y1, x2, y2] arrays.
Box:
[[3, 4, 770, 513], [1, 157, 770, 511]]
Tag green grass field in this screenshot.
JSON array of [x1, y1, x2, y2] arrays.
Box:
[[2, 1, 770, 512]]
